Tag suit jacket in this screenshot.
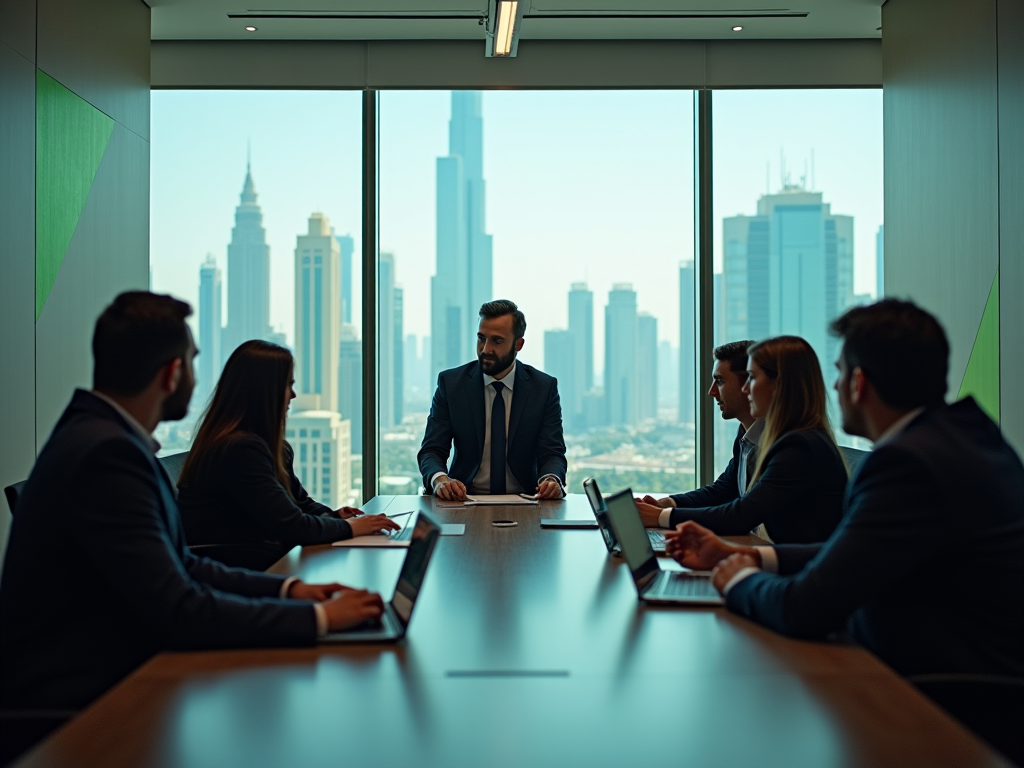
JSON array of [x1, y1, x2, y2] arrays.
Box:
[[668, 429, 847, 544], [178, 435, 353, 547], [0, 391, 316, 711], [669, 426, 744, 508], [417, 360, 567, 493], [727, 398, 1024, 678]]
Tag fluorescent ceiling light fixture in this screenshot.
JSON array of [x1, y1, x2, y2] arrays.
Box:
[[486, 0, 522, 57], [732, 25, 743, 31], [245, 25, 258, 31]]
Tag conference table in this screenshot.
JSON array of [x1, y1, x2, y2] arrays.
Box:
[[16, 495, 1008, 768]]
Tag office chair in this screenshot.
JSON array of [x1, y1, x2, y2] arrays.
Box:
[[839, 446, 869, 476], [4, 481, 26, 516], [910, 674, 1024, 766]]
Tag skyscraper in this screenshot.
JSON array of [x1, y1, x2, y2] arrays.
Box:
[[544, 329, 575, 428], [678, 260, 696, 424], [637, 313, 658, 422], [224, 163, 271, 358], [335, 232, 355, 325], [198, 254, 222, 399], [431, 92, 493, 379], [393, 285, 404, 425], [285, 412, 352, 508], [293, 212, 340, 413], [567, 282, 593, 427], [378, 252, 398, 429], [605, 284, 638, 427], [338, 323, 362, 453]]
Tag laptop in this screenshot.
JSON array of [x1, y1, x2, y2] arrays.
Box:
[[603, 489, 724, 605], [583, 477, 667, 555], [321, 513, 442, 643]]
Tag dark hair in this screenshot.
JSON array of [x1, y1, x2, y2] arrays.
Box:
[[714, 340, 754, 373], [92, 291, 192, 396], [829, 299, 949, 409], [479, 299, 527, 339], [178, 341, 293, 494]]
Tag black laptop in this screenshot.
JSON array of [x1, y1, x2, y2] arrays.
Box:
[[583, 477, 667, 555], [603, 488, 723, 605], [321, 512, 441, 643]]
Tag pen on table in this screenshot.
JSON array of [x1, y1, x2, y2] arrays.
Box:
[[387, 511, 414, 519]]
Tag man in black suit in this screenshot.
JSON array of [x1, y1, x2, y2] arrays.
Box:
[[635, 340, 759, 529], [418, 299, 567, 501], [665, 299, 1024, 678], [0, 292, 385, 712]]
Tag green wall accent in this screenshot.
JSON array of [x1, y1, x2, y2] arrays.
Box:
[[35, 70, 114, 320], [958, 270, 1000, 421]]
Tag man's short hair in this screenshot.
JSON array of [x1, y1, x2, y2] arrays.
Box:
[[714, 340, 754, 373], [829, 299, 949, 410], [479, 299, 527, 340], [93, 291, 193, 396]]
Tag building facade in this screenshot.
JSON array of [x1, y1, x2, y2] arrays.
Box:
[[285, 410, 352, 509], [294, 213, 341, 413], [198, 254, 222, 399], [224, 164, 272, 358]]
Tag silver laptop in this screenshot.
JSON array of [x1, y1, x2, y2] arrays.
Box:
[[603, 489, 724, 605], [583, 477, 667, 555], [321, 513, 441, 643]]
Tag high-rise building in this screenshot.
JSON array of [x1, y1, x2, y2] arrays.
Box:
[[338, 323, 362, 453], [604, 284, 638, 427], [285, 411, 352, 509], [378, 252, 398, 429], [876, 224, 884, 299], [431, 92, 493, 379], [335, 232, 355, 324], [678, 260, 696, 424], [224, 163, 271, 359], [198, 254, 222, 400], [544, 329, 575, 428], [722, 186, 853, 375], [393, 285, 404, 425], [637, 313, 658, 422], [567, 282, 593, 426], [293, 212, 341, 413], [657, 340, 677, 410]]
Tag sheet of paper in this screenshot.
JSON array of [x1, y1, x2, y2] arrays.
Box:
[[464, 494, 539, 506], [440, 524, 466, 536], [332, 535, 411, 548]]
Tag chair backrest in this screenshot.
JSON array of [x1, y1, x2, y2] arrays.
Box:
[[4, 481, 27, 516], [157, 451, 189, 487], [839, 445, 869, 476]]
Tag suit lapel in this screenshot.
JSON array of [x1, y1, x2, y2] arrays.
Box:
[[466, 362, 486, 453], [508, 364, 531, 447]]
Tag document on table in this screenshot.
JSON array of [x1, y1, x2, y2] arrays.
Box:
[[438, 494, 539, 507], [332, 535, 411, 548]]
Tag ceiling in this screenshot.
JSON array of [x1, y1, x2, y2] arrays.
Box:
[[150, 0, 884, 41]]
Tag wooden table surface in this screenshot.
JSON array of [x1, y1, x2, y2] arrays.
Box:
[[16, 495, 1008, 768]]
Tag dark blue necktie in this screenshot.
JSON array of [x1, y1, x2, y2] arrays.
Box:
[[490, 381, 507, 495]]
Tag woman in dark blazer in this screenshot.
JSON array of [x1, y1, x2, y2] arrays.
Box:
[[637, 335, 848, 544], [177, 341, 397, 564]]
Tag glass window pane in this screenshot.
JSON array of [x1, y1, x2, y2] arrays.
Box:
[[379, 91, 696, 497], [711, 89, 883, 476], [151, 90, 362, 508]]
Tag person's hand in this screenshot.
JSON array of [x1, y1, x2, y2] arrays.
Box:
[[664, 521, 755, 570], [287, 580, 346, 602], [434, 475, 467, 501], [321, 588, 385, 631], [635, 501, 665, 528], [349, 514, 401, 537], [711, 553, 760, 594], [336, 506, 363, 519], [536, 479, 563, 499], [639, 494, 675, 509]]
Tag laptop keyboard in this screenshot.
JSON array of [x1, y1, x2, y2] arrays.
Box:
[[648, 530, 665, 548], [660, 574, 714, 597], [390, 524, 414, 542]]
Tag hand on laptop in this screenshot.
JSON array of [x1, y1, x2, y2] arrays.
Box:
[[639, 495, 675, 509], [349, 514, 401, 537], [664, 521, 761, 570], [711, 553, 760, 594], [287, 580, 347, 602], [633, 500, 664, 528], [322, 588, 386, 631], [433, 475, 468, 501], [336, 506, 363, 519]]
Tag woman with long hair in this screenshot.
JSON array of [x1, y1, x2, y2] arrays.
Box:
[[178, 341, 397, 564], [636, 335, 848, 544]]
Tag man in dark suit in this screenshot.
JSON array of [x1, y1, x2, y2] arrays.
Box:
[[665, 299, 1024, 678], [635, 340, 758, 529], [0, 292, 385, 712], [418, 299, 567, 501]]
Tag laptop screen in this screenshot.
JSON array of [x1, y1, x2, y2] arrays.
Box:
[[391, 513, 441, 626], [583, 477, 617, 552], [604, 490, 659, 585]]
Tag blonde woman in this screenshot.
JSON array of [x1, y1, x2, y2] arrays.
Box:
[[636, 335, 847, 544]]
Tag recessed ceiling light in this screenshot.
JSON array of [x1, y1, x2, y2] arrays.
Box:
[[245, 25, 258, 31], [732, 25, 743, 31]]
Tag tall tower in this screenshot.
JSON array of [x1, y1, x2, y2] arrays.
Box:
[[335, 232, 355, 324], [294, 212, 341, 413], [225, 162, 271, 359], [567, 282, 593, 426], [604, 284, 638, 427], [338, 323, 362, 453], [544, 329, 576, 428], [678, 261, 696, 424], [637, 313, 658, 422], [378, 252, 397, 429], [393, 285, 404, 426], [431, 92, 493, 379], [198, 254, 222, 399]]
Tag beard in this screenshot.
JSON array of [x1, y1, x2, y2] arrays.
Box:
[[479, 347, 517, 376], [161, 379, 194, 422]]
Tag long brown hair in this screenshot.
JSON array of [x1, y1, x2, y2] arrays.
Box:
[[746, 335, 841, 489], [178, 340, 293, 494]]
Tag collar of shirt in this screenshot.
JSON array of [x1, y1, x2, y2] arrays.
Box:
[[483, 361, 517, 392], [873, 407, 926, 448], [90, 390, 162, 454], [741, 418, 765, 447]]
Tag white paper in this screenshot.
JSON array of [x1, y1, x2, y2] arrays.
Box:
[[440, 524, 466, 536], [463, 494, 539, 505]]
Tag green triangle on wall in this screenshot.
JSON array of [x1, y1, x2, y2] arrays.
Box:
[[957, 270, 1000, 422], [35, 70, 114, 320]]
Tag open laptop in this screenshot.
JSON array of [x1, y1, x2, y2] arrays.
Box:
[[322, 513, 442, 643], [603, 489, 724, 605], [583, 477, 667, 555]]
